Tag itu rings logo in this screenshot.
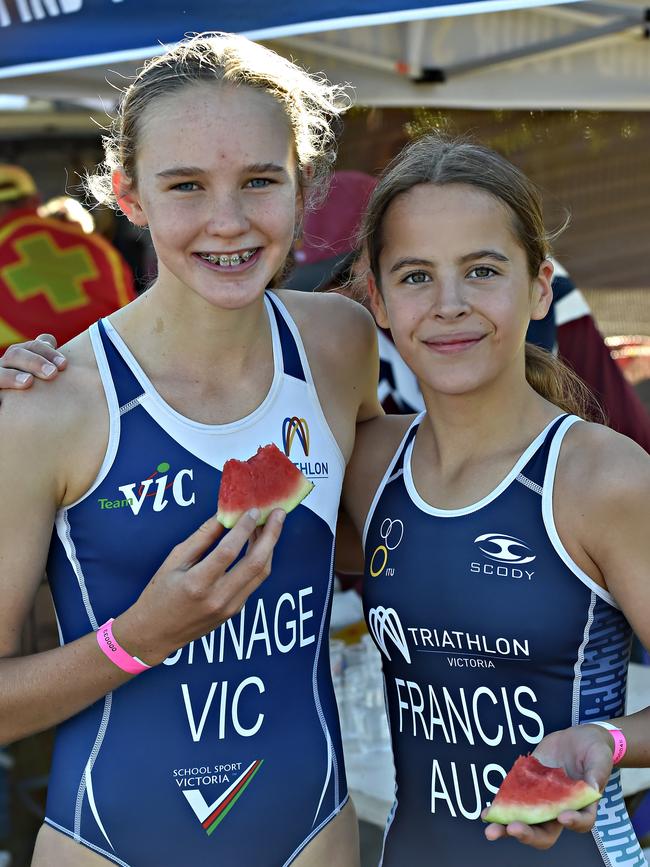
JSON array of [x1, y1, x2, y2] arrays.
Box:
[[474, 533, 536, 565], [370, 518, 404, 578], [282, 416, 309, 457]]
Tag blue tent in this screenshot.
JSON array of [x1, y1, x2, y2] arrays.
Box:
[[0, 0, 581, 76], [0, 0, 647, 109]]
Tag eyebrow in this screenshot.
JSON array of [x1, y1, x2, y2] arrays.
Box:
[[389, 250, 509, 273], [155, 162, 289, 179]]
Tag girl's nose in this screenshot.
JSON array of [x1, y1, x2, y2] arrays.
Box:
[[204, 192, 250, 238], [432, 277, 470, 319]]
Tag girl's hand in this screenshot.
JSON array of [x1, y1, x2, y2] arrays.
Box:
[[0, 334, 66, 389], [482, 724, 614, 849], [112, 508, 286, 665]]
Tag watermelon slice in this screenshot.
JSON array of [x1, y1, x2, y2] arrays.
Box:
[[483, 755, 601, 825], [217, 443, 314, 528]]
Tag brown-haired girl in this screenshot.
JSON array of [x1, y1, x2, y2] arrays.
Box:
[[343, 134, 650, 865], [0, 33, 380, 867]]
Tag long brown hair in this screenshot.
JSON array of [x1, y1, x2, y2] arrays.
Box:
[[360, 133, 603, 421]]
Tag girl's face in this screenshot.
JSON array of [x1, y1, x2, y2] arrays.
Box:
[[118, 82, 301, 310], [369, 182, 552, 397]]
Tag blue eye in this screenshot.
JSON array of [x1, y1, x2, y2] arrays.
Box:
[[468, 266, 497, 279], [172, 182, 199, 192], [403, 271, 430, 285], [247, 178, 272, 189]]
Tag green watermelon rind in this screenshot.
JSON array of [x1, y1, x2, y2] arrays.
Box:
[[483, 782, 601, 825], [217, 477, 314, 529]]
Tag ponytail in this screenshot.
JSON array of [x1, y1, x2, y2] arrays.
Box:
[[525, 343, 605, 422]]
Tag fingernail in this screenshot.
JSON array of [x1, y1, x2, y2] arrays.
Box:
[[42, 362, 57, 376], [54, 354, 66, 367], [247, 508, 260, 521], [277, 510, 286, 524], [17, 372, 32, 384]]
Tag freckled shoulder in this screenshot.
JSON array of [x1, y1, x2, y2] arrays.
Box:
[[0, 329, 110, 507], [276, 289, 376, 363]]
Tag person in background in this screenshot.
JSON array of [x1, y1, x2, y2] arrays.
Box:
[[0, 164, 136, 354], [528, 262, 650, 451], [37, 195, 96, 234]]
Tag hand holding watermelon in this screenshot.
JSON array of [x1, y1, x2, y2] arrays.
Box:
[[482, 724, 615, 850], [112, 507, 286, 666]]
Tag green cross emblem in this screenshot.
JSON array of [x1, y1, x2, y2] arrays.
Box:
[[2, 232, 97, 311]]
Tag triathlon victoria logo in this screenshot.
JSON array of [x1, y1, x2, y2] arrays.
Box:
[[175, 759, 264, 836], [470, 532, 536, 580], [97, 461, 196, 515], [281, 416, 328, 479], [369, 518, 404, 577], [368, 606, 411, 664]]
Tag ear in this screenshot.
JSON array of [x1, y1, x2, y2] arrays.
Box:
[[529, 259, 554, 321], [367, 271, 389, 329], [111, 169, 147, 226]]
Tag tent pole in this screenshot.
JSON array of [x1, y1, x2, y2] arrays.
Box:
[[418, 12, 648, 82]]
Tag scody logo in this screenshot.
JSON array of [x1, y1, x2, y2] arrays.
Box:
[[182, 760, 263, 836], [282, 416, 328, 479], [471, 533, 536, 580], [368, 606, 411, 664], [98, 461, 196, 515]]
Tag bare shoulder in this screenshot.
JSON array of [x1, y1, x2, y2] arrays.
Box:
[[344, 413, 417, 536], [0, 330, 108, 504], [276, 289, 376, 360], [558, 420, 650, 510], [0, 331, 100, 430]]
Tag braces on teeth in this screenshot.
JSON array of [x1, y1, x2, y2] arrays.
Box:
[[203, 250, 255, 267]]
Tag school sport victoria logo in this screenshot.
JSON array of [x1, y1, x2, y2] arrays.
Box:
[[180, 760, 264, 836], [97, 461, 196, 515], [368, 606, 411, 664], [281, 416, 329, 479]]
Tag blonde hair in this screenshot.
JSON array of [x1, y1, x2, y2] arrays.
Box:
[[88, 32, 350, 207], [360, 133, 602, 421]]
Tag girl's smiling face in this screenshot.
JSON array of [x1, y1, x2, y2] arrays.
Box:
[[117, 82, 302, 310], [369, 182, 553, 397]]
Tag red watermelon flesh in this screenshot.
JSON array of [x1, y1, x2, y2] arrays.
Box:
[[217, 443, 314, 528], [483, 755, 601, 825]]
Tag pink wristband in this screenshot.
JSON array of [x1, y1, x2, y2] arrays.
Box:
[[96, 619, 151, 675], [587, 721, 627, 765]]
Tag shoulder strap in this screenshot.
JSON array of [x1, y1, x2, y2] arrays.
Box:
[[518, 414, 572, 489], [96, 319, 145, 409], [265, 292, 306, 382]]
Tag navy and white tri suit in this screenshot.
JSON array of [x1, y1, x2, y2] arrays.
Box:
[[45, 292, 348, 866], [363, 413, 646, 866]]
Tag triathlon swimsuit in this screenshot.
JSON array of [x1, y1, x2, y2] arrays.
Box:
[[363, 414, 646, 867], [44, 293, 347, 866]]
